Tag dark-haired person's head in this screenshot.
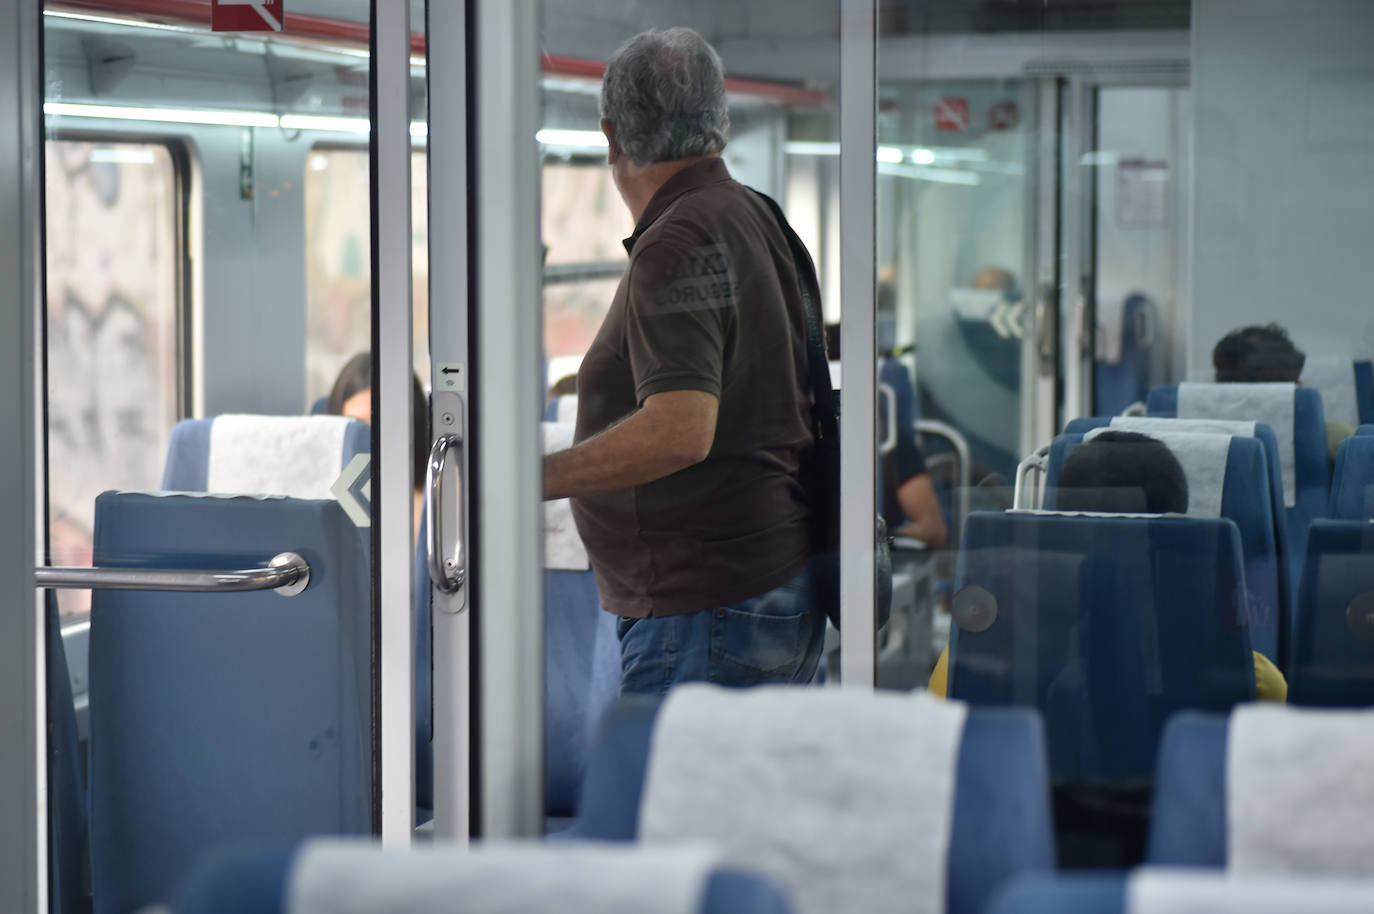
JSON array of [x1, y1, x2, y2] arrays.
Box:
[[326, 353, 430, 489], [1212, 323, 1306, 383], [1056, 430, 1188, 514]]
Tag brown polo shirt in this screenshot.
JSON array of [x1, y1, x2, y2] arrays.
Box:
[[571, 158, 813, 618]]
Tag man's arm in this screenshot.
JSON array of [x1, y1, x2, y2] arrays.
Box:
[[544, 389, 718, 500], [893, 472, 948, 549]]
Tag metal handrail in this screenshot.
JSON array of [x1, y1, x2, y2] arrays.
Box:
[[915, 419, 972, 547], [1013, 443, 1052, 511], [35, 552, 310, 597], [878, 382, 898, 455], [427, 434, 466, 596]]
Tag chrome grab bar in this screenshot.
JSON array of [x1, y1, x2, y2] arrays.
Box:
[[427, 434, 466, 596], [878, 381, 898, 456], [1013, 443, 1052, 511], [35, 552, 310, 597]]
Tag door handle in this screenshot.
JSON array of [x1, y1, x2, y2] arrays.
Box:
[[35, 552, 310, 596], [427, 434, 466, 597]]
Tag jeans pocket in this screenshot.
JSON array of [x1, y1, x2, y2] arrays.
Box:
[[711, 600, 809, 683]]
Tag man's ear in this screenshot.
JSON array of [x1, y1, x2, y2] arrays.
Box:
[[601, 118, 621, 164]]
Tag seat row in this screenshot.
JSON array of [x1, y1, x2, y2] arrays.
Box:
[[49, 414, 623, 914], [167, 690, 1374, 914]]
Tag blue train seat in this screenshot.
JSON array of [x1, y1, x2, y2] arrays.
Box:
[[1150, 707, 1374, 872], [1288, 519, 1374, 706], [88, 492, 371, 914], [1329, 436, 1374, 520], [1359, 425, 1374, 437], [1044, 431, 1284, 663], [990, 871, 1374, 914], [1147, 383, 1329, 623], [950, 512, 1254, 780], [570, 691, 1054, 914], [1093, 293, 1157, 417], [1356, 361, 1373, 425], [46, 589, 88, 914], [160, 415, 370, 495], [171, 840, 795, 914]]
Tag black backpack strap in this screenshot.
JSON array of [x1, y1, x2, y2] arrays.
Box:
[[750, 188, 839, 440]]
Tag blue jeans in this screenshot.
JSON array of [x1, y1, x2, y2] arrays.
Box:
[[616, 567, 825, 696]]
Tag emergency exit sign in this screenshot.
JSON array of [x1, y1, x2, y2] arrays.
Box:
[[212, 0, 284, 32]]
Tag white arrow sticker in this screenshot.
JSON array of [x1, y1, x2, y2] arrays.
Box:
[[331, 453, 372, 528]]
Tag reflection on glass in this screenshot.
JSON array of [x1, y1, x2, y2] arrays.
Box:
[[44, 140, 180, 617]]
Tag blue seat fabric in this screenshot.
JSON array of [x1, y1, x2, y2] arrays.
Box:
[[1147, 384, 1328, 656], [1289, 520, 1374, 706], [171, 841, 794, 914], [988, 874, 1128, 914], [1063, 417, 1291, 613], [159, 416, 370, 492], [89, 493, 371, 914], [1145, 712, 1229, 866], [571, 697, 1054, 914], [1046, 431, 1285, 663], [1329, 436, 1374, 520], [47, 589, 88, 914], [1093, 294, 1156, 417], [950, 512, 1254, 780]]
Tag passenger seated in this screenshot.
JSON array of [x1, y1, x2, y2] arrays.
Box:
[[929, 431, 1286, 700], [327, 352, 430, 536], [1213, 323, 1354, 462]]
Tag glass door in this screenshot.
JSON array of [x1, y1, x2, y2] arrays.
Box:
[[34, 2, 433, 907]]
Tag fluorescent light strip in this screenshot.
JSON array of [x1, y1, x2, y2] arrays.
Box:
[[878, 162, 981, 186], [279, 113, 370, 134], [88, 148, 157, 165], [536, 128, 608, 148], [44, 101, 278, 128], [44, 9, 194, 33]]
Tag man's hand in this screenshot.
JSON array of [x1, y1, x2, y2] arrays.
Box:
[[543, 389, 719, 500]]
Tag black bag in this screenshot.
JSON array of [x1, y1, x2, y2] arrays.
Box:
[[751, 190, 893, 631]]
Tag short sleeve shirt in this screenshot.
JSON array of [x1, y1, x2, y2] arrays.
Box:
[[571, 158, 813, 618]]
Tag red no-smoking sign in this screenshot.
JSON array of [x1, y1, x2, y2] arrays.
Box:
[[934, 97, 969, 132], [212, 0, 284, 32]]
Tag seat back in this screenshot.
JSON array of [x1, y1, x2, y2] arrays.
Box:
[[1147, 383, 1328, 631], [1044, 432, 1284, 661], [1302, 354, 1363, 430], [89, 492, 371, 914], [160, 415, 369, 496], [951, 512, 1254, 780], [1093, 293, 1157, 417], [1147, 712, 1229, 865], [172, 842, 796, 914], [572, 696, 1054, 914], [1289, 519, 1374, 706], [1359, 425, 1374, 437], [1355, 361, 1374, 425], [1329, 436, 1374, 520]]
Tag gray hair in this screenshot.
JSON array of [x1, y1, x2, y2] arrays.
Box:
[[599, 27, 730, 166]]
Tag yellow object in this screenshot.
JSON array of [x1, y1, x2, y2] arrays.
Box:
[[928, 646, 949, 697], [928, 646, 1287, 702], [1253, 651, 1288, 702]]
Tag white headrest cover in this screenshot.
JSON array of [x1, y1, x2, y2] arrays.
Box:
[[1127, 869, 1374, 914], [1082, 428, 1232, 519], [1177, 382, 1295, 508], [542, 421, 589, 570], [1302, 355, 1359, 429], [287, 840, 720, 914], [1227, 705, 1374, 876], [1109, 416, 1257, 438], [206, 415, 350, 499], [640, 684, 968, 914]]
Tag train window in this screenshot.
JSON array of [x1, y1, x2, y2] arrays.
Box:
[[44, 139, 184, 619], [541, 161, 629, 388], [304, 147, 430, 405]]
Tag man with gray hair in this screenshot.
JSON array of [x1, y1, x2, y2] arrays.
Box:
[[544, 27, 823, 694]]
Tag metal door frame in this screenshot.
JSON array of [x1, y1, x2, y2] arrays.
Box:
[[1, 0, 44, 907]]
